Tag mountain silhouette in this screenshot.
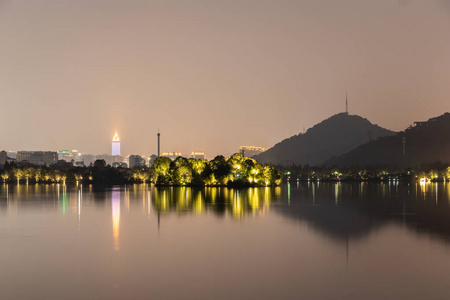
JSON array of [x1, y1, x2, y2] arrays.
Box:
[[254, 113, 395, 166], [325, 112, 450, 167]]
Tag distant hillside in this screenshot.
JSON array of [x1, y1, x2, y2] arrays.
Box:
[[253, 113, 395, 166], [326, 113, 450, 167]]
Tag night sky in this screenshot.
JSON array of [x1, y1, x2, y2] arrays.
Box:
[[0, 0, 449, 157]]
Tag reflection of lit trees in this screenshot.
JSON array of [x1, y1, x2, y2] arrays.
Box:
[[153, 189, 171, 213], [175, 187, 188, 212], [192, 190, 204, 214], [231, 191, 244, 218], [209, 188, 217, 204], [248, 188, 260, 213], [150, 186, 279, 219]]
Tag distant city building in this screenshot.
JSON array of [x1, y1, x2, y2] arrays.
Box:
[[0, 151, 7, 166], [56, 160, 73, 167], [74, 161, 85, 167], [17, 151, 58, 165], [6, 151, 17, 159], [191, 152, 205, 159], [58, 150, 83, 163], [113, 155, 124, 164], [129, 155, 146, 168], [148, 154, 158, 166], [58, 150, 73, 162], [96, 154, 123, 166], [71, 150, 83, 162], [112, 162, 127, 168], [1, 151, 16, 167], [239, 146, 269, 158], [96, 154, 114, 166], [82, 154, 96, 166], [112, 132, 120, 156], [161, 152, 182, 160]]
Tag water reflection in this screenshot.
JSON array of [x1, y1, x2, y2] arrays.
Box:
[[112, 188, 120, 251], [151, 186, 281, 218], [1, 182, 450, 244], [275, 182, 450, 244]]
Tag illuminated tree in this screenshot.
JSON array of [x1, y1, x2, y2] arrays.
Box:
[[428, 169, 439, 180], [249, 163, 264, 183], [43, 171, 51, 182], [210, 155, 231, 184], [171, 157, 192, 185], [204, 173, 217, 185], [151, 157, 172, 184], [34, 169, 42, 183], [1, 172, 9, 183], [188, 158, 208, 185], [74, 174, 82, 182], [13, 169, 24, 184], [188, 158, 208, 175], [24, 168, 34, 184], [138, 171, 150, 183]]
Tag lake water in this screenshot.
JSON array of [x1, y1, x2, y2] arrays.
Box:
[[1, 182, 450, 300]]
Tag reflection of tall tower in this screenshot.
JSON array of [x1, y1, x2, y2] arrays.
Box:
[[157, 131, 160, 157], [112, 188, 120, 251], [112, 132, 120, 156]]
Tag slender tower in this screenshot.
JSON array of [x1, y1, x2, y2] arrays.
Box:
[[345, 92, 348, 114], [157, 130, 161, 157]]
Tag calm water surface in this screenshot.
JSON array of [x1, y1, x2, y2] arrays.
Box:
[[1, 182, 450, 299]]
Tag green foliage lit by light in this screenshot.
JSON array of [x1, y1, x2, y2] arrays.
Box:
[[149, 153, 281, 187], [151, 157, 172, 184]]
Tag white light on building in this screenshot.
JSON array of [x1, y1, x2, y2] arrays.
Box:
[[112, 132, 121, 156]]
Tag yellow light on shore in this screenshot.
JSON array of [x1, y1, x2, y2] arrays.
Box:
[[419, 177, 431, 185]]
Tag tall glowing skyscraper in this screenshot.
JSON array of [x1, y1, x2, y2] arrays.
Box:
[[112, 132, 120, 156]]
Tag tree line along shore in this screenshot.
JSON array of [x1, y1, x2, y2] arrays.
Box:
[[2, 152, 449, 186], [0, 153, 282, 187], [276, 161, 450, 182]]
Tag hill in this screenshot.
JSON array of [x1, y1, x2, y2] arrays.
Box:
[[325, 113, 450, 167], [253, 113, 395, 166]]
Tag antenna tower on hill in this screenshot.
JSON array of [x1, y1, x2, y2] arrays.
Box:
[[345, 92, 348, 114]]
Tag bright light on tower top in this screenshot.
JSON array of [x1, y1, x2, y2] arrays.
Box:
[[112, 132, 120, 142]]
